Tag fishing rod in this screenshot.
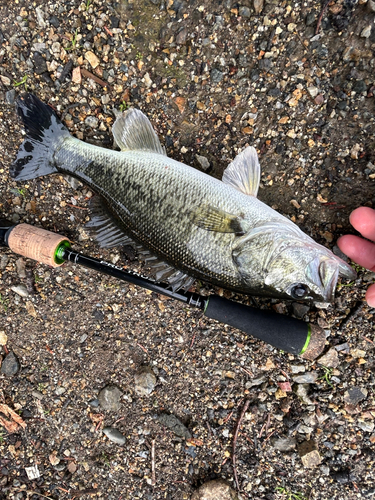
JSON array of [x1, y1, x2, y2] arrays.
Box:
[[0, 219, 326, 360]]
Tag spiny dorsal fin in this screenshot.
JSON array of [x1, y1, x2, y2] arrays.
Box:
[[190, 205, 245, 235], [222, 146, 260, 197], [112, 108, 166, 155]]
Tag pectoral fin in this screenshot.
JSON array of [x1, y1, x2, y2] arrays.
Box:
[[86, 196, 135, 248], [222, 146, 261, 197], [190, 205, 245, 234], [112, 108, 166, 155]]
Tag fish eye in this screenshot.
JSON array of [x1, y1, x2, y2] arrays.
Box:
[[290, 283, 310, 299]]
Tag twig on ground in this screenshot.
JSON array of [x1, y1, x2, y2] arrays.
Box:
[[80, 67, 111, 89], [232, 398, 250, 491], [316, 0, 331, 35], [151, 439, 156, 486]]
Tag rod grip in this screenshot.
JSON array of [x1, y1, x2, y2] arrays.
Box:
[[204, 295, 325, 359], [7, 224, 70, 268]]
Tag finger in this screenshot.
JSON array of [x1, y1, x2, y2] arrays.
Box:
[[349, 207, 375, 241], [337, 235, 375, 271], [366, 284, 375, 308]]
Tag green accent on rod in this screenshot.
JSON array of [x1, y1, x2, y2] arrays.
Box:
[[299, 324, 311, 355], [54, 240, 71, 264], [203, 297, 210, 314]]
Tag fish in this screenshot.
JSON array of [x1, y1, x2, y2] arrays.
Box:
[[10, 93, 356, 302]]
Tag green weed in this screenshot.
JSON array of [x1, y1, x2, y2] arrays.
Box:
[[0, 294, 9, 312], [13, 75, 28, 90], [119, 101, 128, 112], [66, 30, 78, 51], [318, 366, 334, 388], [275, 487, 308, 500]]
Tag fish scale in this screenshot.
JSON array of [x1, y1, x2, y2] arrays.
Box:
[[11, 93, 357, 301]]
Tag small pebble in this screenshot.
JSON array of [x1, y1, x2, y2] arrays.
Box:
[[0, 330, 7, 345], [196, 154, 210, 171], [318, 348, 339, 368], [85, 51, 100, 69], [191, 479, 242, 500], [103, 427, 126, 445], [98, 385, 123, 411], [293, 372, 318, 384], [11, 284, 29, 298], [298, 440, 321, 468], [343, 387, 368, 406], [156, 413, 191, 439], [134, 366, 157, 396], [272, 437, 297, 452], [1, 351, 21, 376], [85, 116, 99, 129]]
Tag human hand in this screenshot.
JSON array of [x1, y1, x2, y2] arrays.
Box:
[[338, 207, 375, 307]]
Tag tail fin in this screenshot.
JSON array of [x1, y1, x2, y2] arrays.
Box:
[[10, 93, 70, 180]]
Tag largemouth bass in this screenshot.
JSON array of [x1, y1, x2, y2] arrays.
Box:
[[11, 93, 356, 302]]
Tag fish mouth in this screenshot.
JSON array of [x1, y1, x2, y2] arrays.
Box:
[[307, 257, 352, 302], [319, 258, 340, 302]]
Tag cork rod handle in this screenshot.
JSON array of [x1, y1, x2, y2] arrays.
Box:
[[7, 224, 70, 268]]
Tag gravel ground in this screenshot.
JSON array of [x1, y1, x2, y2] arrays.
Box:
[[0, 0, 375, 499]]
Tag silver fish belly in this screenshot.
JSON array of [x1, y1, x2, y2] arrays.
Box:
[[12, 93, 357, 302]]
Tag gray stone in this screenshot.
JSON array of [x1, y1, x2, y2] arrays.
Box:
[[306, 12, 316, 26], [11, 284, 29, 298], [239, 6, 251, 18], [352, 80, 367, 94], [292, 302, 310, 319], [191, 479, 242, 500], [32, 51, 48, 75], [361, 25, 372, 38], [253, 0, 264, 15], [5, 89, 16, 105], [344, 387, 368, 406], [85, 116, 99, 129], [294, 384, 313, 405], [293, 372, 318, 384], [134, 366, 156, 396], [318, 347, 339, 368], [98, 385, 122, 411], [357, 421, 374, 433], [103, 427, 126, 445], [272, 436, 297, 452], [211, 68, 224, 84], [176, 27, 188, 45], [196, 154, 210, 171], [156, 413, 191, 439], [268, 87, 281, 97], [1, 351, 21, 376]]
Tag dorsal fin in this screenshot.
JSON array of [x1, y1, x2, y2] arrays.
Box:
[[222, 146, 261, 197], [112, 108, 166, 155]]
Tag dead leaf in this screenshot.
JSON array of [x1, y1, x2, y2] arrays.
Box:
[[175, 97, 186, 113], [26, 301, 37, 318], [0, 403, 27, 433], [186, 438, 204, 446], [49, 451, 60, 466]]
